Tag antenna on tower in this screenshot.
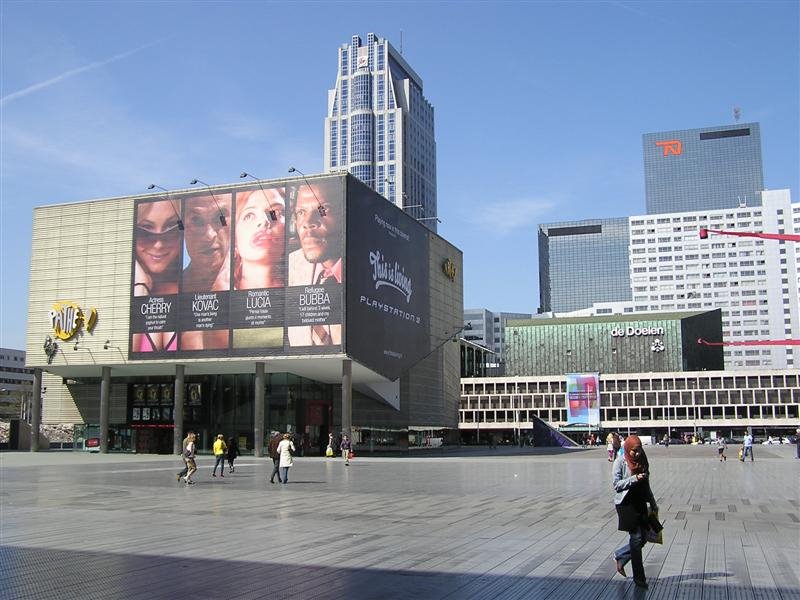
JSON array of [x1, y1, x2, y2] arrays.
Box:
[[733, 106, 741, 123], [400, 29, 403, 54]]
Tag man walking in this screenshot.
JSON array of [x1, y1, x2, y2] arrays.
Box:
[[176, 431, 193, 482], [268, 432, 282, 483], [340, 434, 352, 466], [743, 431, 754, 462]]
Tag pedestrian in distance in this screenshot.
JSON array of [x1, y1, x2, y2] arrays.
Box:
[[606, 432, 615, 462], [340, 434, 352, 466], [212, 434, 227, 477], [612, 432, 622, 458], [183, 432, 198, 485], [326, 432, 335, 457], [717, 436, 727, 461], [177, 431, 193, 482], [612, 434, 658, 590], [226, 437, 239, 473], [796, 427, 800, 459], [743, 431, 754, 462], [277, 433, 295, 484], [268, 432, 282, 483]]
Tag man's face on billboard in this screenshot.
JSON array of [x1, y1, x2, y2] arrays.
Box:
[[184, 196, 231, 273], [294, 186, 340, 265]]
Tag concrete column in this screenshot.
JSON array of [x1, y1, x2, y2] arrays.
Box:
[[99, 366, 111, 453], [342, 359, 352, 439], [254, 363, 265, 457], [30, 369, 43, 452], [173, 365, 185, 455]]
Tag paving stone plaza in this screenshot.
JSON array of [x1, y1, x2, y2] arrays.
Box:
[[1, 445, 798, 599]]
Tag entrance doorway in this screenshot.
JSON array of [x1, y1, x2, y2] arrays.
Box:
[[304, 401, 332, 457], [134, 426, 173, 454]]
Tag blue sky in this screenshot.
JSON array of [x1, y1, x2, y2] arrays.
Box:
[[1, 1, 798, 349]]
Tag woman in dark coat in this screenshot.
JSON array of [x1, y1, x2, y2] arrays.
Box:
[[611, 434, 658, 589], [226, 437, 239, 473]]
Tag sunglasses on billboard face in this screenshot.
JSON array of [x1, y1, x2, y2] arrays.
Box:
[[135, 224, 181, 243]]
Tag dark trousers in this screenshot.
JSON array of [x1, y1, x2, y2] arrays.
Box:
[[270, 458, 281, 482], [177, 459, 188, 479], [280, 466, 290, 483], [744, 446, 754, 461], [615, 527, 646, 582]]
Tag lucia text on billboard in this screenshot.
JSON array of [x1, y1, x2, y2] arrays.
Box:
[[369, 250, 413, 302]]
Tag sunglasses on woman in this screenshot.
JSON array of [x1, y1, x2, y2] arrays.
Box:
[[135, 224, 181, 243]]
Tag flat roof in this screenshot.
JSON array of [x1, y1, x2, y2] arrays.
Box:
[[508, 309, 717, 327]]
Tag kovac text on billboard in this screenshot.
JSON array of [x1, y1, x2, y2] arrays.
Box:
[[129, 176, 345, 358]]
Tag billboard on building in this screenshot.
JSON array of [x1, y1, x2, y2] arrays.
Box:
[[129, 176, 345, 358], [345, 178, 431, 381], [565, 373, 600, 426]]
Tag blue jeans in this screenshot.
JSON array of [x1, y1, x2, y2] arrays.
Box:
[[280, 466, 290, 483], [744, 446, 754, 461], [614, 527, 646, 582], [213, 454, 225, 475]]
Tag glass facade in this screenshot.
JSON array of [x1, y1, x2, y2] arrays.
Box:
[[538, 218, 631, 313], [643, 122, 763, 214]]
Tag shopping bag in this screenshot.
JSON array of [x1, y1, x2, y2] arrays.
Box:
[[325, 446, 334, 457], [645, 511, 664, 544], [738, 447, 744, 461], [347, 450, 354, 460]]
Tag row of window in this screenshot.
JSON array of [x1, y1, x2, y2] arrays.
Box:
[[459, 404, 798, 424]]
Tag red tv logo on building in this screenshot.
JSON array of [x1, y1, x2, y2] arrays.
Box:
[[655, 139, 682, 156]]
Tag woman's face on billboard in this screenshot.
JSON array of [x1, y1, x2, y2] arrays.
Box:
[[135, 200, 181, 275], [235, 190, 285, 263]]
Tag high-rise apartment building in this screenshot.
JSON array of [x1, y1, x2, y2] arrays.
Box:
[[643, 122, 763, 214], [538, 218, 631, 313], [560, 190, 798, 370], [324, 33, 438, 230], [463, 308, 533, 371]]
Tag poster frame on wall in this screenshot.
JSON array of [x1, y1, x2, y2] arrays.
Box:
[[565, 372, 601, 427]]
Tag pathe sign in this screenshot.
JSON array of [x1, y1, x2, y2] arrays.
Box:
[[48, 301, 97, 340]]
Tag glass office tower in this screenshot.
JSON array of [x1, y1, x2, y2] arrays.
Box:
[[324, 33, 438, 230], [643, 122, 763, 214], [538, 218, 631, 313]]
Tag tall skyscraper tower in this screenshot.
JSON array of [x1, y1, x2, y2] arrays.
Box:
[[643, 122, 763, 214], [324, 33, 438, 230]]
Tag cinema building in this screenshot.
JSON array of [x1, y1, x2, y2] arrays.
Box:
[[25, 174, 463, 454], [459, 311, 800, 443]]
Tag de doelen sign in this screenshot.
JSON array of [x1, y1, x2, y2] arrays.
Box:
[[610, 326, 665, 338]]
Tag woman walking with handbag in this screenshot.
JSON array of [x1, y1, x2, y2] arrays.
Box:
[[276, 433, 295, 485], [611, 434, 658, 589]]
